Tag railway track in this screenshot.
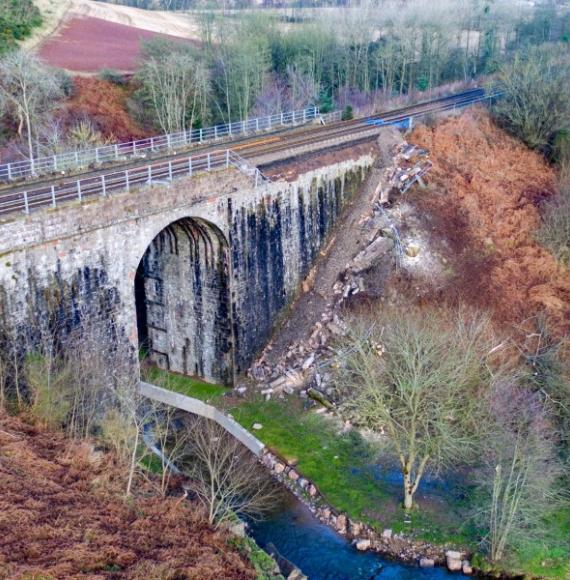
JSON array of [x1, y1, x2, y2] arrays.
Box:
[[0, 87, 497, 218]]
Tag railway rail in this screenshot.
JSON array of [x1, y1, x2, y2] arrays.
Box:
[[0, 87, 499, 219]]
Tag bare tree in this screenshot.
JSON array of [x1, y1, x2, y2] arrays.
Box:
[[0, 50, 63, 169], [480, 379, 564, 562], [138, 52, 209, 135], [334, 309, 495, 510], [180, 417, 279, 527], [145, 403, 190, 497]]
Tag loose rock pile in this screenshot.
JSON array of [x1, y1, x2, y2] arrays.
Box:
[[248, 140, 431, 400]]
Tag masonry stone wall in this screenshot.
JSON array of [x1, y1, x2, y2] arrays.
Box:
[[0, 154, 373, 384]]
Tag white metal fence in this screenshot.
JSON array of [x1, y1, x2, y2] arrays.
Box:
[[0, 149, 269, 217], [0, 106, 319, 183]]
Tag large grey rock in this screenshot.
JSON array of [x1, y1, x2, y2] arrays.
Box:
[[350, 236, 394, 274]]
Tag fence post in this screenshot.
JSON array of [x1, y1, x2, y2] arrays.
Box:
[[167, 134, 171, 149], [267, 115, 272, 130], [207, 153, 211, 171], [168, 160, 173, 181], [148, 165, 152, 185], [199, 128, 203, 143], [95, 147, 100, 164], [7, 163, 12, 181], [53, 155, 58, 172], [256, 118, 259, 132], [225, 150, 230, 168], [280, 112, 284, 125], [303, 109, 306, 122], [189, 157, 192, 176], [228, 123, 232, 137], [150, 137, 155, 151], [133, 140, 136, 156], [23, 191, 29, 214], [214, 126, 218, 139], [77, 180, 82, 202], [101, 175, 106, 197], [242, 120, 246, 134], [125, 169, 130, 192], [51, 185, 56, 207], [115, 143, 119, 160], [255, 170, 259, 188]]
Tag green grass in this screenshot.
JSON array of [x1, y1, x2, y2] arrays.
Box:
[[228, 536, 283, 580], [506, 508, 570, 579], [229, 397, 477, 545], [141, 365, 230, 402], [141, 369, 569, 577], [231, 398, 392, 523]]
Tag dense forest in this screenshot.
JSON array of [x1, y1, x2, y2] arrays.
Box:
[[127, 0, 570, 131]]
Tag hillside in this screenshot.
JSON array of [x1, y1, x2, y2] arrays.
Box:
[[0, 412, 255, 579], [408, 110, 568, 339]]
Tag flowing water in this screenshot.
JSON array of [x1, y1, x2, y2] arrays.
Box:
[[249, 492, 464, 580]]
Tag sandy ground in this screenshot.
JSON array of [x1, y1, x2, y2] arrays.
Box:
[[26, 0, 201, 49]]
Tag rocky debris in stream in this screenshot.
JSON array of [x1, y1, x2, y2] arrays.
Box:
[[261, 450, 459, 569]]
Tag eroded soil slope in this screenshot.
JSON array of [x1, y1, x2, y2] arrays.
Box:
[[409, 110, 569, 338], [0, 412, 254, 579]]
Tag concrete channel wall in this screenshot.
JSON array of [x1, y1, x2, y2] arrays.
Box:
[[139, 381, 265, 456]]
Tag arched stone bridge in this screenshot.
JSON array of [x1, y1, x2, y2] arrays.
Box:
[[0, 155, 373, 384]]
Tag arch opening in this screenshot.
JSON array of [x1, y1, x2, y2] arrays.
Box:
[[135, 217, 234, 385]]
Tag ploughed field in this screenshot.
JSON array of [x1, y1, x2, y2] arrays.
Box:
[[38, 16, 194, 72]]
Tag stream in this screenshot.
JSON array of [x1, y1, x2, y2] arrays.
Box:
[[249, 491, 464, 580], [144, 415, 466, 579]]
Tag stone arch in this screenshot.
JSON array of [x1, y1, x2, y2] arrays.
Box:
[[134, 216, 234, 385]]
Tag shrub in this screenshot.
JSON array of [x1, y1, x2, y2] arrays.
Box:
[[99, 69, 127, 86]]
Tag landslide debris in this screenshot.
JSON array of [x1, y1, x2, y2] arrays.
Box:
[[409, 109, 569, 339], [0, 412, 255, 579]]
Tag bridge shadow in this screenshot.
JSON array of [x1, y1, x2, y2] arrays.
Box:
[[134, 217, 234, 385]]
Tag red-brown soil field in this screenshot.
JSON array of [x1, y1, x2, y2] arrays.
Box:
[[38, 16, 193, 72]]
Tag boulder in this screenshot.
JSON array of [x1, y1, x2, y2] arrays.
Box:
[[274, 462, 285, 474], [252, 423, 263, 430], [350, 236, 394, 274], [445, 550, 463, 572], [419, 558, 435, 568], [336, 514, 348, 533], [356, 539, 371, 551], [308, 484, 318, 497], [462, 560, 473, 575], [382, 529, 393, 540], [288, 469, 300, 481]]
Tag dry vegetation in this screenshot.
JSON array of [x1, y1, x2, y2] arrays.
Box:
[[0, 411, 255, 579], [409, 109, 569, 339], [63, 77, 148, 141]]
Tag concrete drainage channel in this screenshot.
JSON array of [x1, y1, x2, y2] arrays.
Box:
[[140, 382, 470, 578]]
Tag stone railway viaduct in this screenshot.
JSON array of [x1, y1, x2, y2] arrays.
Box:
[[0, 153, 374, 384]]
